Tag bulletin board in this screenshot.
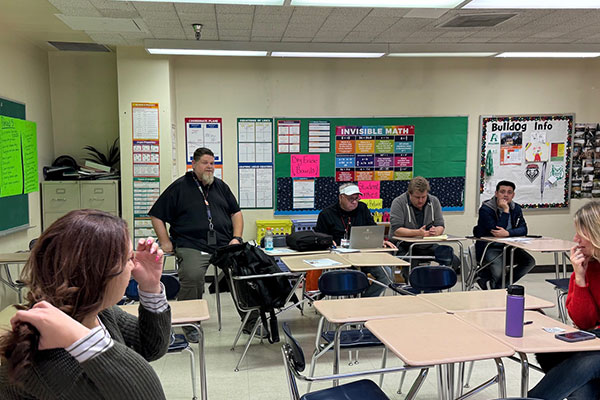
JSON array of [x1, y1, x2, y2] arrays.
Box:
[[274, 116, 468, 215], [478, 114, 573, 209]]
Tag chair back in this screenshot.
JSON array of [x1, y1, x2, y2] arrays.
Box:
[[409, 266, 457, 292], [281, 322, 306, 372], [124, 274, 180, 302], [434, 245, 454, 266], [318, 270, 368, 297], [161, 274, 180, 300]]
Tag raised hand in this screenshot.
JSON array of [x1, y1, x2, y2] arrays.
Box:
[[132, 237, 163, 293]]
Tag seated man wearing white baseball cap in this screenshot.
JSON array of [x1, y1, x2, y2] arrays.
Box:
[[314, 183, 396, 297]]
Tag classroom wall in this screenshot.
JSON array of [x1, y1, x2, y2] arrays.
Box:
[[48, 52, 119, 165], [116, 50, 600, 267], [0, 30, 54, 307]]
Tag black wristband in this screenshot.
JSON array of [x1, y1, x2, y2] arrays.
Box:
[[233, 236, 243, 243]]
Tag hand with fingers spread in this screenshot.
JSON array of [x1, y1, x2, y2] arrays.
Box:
[[132, 237, 164, 294], [11, 301, 90, 350]]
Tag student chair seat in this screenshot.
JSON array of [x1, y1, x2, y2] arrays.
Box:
[[281, 322, 391, 400]]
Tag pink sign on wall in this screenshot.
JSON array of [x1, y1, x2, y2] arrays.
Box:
[[291, 154, 320, 178], [358, 181, 380, 199]]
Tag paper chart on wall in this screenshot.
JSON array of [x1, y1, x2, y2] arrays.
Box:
[[237, 118, 274, 209], [185, 118, 223, 164], [293, 179, 315, 209]]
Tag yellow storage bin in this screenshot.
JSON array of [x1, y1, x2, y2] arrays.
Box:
[[256, 219, 293, 243]]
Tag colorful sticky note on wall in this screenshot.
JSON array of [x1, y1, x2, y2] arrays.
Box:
[[358, 181, 380, 199], [290, 154, 320, 178]]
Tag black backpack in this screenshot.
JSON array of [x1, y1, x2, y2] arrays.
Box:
[[286, 231, 333, 251], [210, 243, 293, 343]]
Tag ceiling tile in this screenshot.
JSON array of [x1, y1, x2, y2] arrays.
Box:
[[281, 36, 313, 42], [131, 3, 175, 12], [254, 5, 293, 18], [174, 3, 216, 14], [87, 32, 127, 45], [290, 6, 333, 16], [353, 16, 398, 32], [366, 8, 410, 18], [216, 4, 254, 14], [250, 36, 280, 42]]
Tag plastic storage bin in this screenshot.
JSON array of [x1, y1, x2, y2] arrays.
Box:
[[292, 219, 317, 232], [256, 219, 293, 243]]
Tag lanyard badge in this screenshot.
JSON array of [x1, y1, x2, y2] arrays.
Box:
[[193, 175, 216, 244]]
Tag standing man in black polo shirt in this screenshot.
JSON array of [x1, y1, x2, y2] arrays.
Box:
[[149, 147, 247, 341], [315, 183, 396, 297]]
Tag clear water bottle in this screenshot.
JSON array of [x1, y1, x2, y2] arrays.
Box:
[[505, 284, 525, 337], [264, 227, 274, 251]]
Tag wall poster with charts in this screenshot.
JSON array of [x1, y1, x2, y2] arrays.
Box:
[[479, 114, 573, 209], [237, 118, 273, 209]]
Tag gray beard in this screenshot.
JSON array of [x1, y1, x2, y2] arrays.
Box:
[[201, 172, 214, 185]]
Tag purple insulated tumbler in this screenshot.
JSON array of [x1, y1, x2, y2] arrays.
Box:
[[505, 284, 525, 337]]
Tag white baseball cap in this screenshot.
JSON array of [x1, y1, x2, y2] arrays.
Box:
[[339, 183, 362, 196]]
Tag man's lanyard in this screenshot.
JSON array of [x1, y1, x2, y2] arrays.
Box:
[[340, 216, 351, 239], [192, 174, 214, 232]]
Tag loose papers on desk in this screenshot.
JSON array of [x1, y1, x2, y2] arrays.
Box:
[[422, 234, 448, 240], [303, 258, 342, 268]]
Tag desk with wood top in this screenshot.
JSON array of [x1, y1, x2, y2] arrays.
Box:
[[392, 235, 468, 289], [0, 252, 30, 303], [457, 309, 600, 397], [121, 299, 210, 400], [419, 289, 555, 313], [479, 236, 575, 286], [366, 313, 514, 399]]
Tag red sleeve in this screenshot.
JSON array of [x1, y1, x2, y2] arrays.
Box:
[[566, 264, 600, 330]]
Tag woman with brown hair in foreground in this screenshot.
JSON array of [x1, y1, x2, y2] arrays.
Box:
[[0, 209, 171, 399]]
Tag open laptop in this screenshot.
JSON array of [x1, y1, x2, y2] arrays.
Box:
[[349, 225, 385, 249]]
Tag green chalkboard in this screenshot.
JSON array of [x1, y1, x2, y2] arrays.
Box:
[[0, 97, 29, 234]]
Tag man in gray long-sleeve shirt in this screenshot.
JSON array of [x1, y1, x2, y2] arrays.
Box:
[[390, 176, 459, 281]]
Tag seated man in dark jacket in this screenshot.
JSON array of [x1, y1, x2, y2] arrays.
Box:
[[315, 183, 396, 297], [473, 180, 535, 289]]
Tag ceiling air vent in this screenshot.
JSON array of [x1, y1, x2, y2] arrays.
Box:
[[440, 13, 516, 28], [48, 42, 111, 52]]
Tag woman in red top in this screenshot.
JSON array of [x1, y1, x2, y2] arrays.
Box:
[[529, 201, 600, 399]]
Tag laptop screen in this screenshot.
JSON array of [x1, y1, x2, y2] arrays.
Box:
[[349, 226, 385, 249]]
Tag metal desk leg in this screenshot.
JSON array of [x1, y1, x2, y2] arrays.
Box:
[[501, 246, 507, 289], [519, 352, 530, 397], [562, 252, 568, 279], [554, 252, 560, 280], [195, 324, 208, 400], [457, 241, 465, 290], [447, 363, 455, 400], [436, 365, 447, 400], [495, 357, 507, 399], [509, 247, 515, 285], [333, 325, 342, 387], [214, 267, 221, 331]]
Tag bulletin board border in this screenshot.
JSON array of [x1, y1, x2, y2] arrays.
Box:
[[478, 113, 573, 209]]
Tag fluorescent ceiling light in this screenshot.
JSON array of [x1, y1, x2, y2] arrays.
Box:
[[496, 52, 600, 58], [272, 51, 384, 58], [464, 0, 600, 8], [147, 48, 268, 56], [291, 0, 463, 7], [119, 0, 283, 4], [389, 52, 496, 57]]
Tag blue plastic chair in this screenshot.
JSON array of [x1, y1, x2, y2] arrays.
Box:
[[281, 322, 390, 400], [307, 270, 384, 391]]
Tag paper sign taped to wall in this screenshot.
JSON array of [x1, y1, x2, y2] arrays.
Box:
[[360, 199, 383, 209], [291, 154, 320, 177], [358, 181, 380, 199]]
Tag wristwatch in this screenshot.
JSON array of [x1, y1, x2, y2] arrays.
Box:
[[233, 236, 243, 243]]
